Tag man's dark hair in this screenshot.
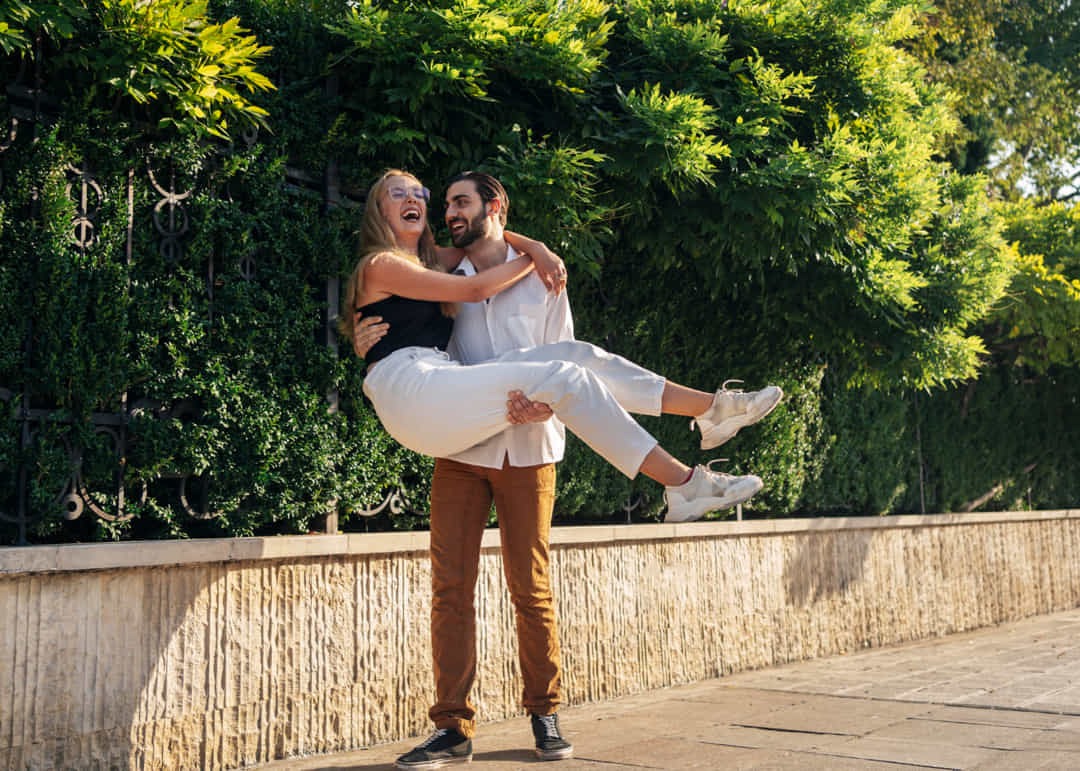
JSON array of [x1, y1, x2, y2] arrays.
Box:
[[446, 171, 509, 226]]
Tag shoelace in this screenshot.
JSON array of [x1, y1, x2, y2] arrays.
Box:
[[690, 379, 747, 431], [704, 458, 736, 480], [535, 713, 560, 740], [418, 729, 452, 749]]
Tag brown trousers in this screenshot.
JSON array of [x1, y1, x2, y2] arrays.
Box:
[[428, 456, 562, 738]]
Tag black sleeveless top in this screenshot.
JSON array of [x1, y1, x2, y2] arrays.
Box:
[[356, 295, 453, 365]]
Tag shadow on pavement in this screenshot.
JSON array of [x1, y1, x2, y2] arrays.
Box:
[[286, 748, 537, 770]]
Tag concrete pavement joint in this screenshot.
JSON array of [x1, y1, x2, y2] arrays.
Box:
[[907, 714, 1073, 730], [722, 684, 1080, 717], [730, 723, 856, 737], [757, 746, 963, 771], [570, 758, 661, 769], [807, 751, 962, 770]]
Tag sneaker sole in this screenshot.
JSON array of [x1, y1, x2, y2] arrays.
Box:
[[535, 746, 574, 761], [700, 386, 783, 451], [394, 755, 472, 770], [664, 479, 764, 523]]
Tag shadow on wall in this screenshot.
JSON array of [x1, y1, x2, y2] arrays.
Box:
[[0, 550, 416, 771], [1, 565, 208, 769], [783, 529, 874, 606]]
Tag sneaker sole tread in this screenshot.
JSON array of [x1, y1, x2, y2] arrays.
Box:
[[535, 747, 575, 761], [394, 754, 472, 769]]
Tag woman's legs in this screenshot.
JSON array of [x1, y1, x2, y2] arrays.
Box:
[[365, 349, 661, 476], [365, 348, 764, 521], [368, 346, 705, 480], [497, 342, 780, 441], [660, 382, 714, 417], [493, 341, 667, 418], [638, 445, 692, 488]]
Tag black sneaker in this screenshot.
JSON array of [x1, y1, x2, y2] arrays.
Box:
[[394, 728, 472, 769], [530, 712, 573, 761]]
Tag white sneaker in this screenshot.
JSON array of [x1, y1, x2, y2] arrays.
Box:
[[691, 380, 783, 450], [663, 461, 763, 523]]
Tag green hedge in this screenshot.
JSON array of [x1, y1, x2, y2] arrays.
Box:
[[1, 0, 1075, 543]]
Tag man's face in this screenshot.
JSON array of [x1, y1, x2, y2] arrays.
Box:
[[445, 180, 491, 248]]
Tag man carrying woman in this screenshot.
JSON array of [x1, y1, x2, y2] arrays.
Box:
[[344, 169, 782, 768]]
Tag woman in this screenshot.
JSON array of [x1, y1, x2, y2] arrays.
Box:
[[342, 169, 782, 522]]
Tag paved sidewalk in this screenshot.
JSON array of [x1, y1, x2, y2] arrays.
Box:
[[263, 609, 1080, 770]]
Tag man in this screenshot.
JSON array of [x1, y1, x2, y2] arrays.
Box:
[[355, 171, 575, 768], [353, 171, 783, 767]]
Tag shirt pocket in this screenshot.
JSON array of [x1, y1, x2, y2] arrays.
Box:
[[502, 302, 546, 350]]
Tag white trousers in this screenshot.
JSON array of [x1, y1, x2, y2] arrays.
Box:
[[362, 340, 666, 478]]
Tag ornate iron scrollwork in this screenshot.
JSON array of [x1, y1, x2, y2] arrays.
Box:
[[351, 488, 406, 518], [2, 90, 350, 542], [0, 388, 18, 528], [147, 160, 194, 263], [238, 251, 257, 282], [350, 486, 431, 520], [0, 117, 17, 192], [65, 163, 103, 250], [57, 428, 149, 523], [622, 492, 644, 524]]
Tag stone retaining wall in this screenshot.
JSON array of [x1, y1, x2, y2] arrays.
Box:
[[2, 511, 1079, 770]]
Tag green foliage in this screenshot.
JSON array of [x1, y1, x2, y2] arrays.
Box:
[[487, 128, 614, 278], [0, 0, 87, 53], [0, 121, 431, 542], [799, 372, 919, 516], [90, 0, 275, 139], [2, 0, 274, 139], [918, 366, 1080, 513], [912, 0, 1080, 201], [983, 200, 1080, 371], [4, 0, 1075, 542]]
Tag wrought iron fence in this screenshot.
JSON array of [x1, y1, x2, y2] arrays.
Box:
[[0, 55, 388, 544], [0, 51, 641, 543]]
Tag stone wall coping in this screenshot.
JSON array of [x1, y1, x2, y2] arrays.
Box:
[[2, 509, 1077, 576]]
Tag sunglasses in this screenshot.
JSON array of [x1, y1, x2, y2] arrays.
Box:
[[387, 185, 430, 201]]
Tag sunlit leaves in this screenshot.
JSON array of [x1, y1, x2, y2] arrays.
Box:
[[987, 200, 1080, 371], [913, 0, 1080, 201], [0, 0, 87, 53], [618, 83, 729, 187], [5, 0, 275, 139]]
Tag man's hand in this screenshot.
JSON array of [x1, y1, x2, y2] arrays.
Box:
[[506, 390, 554, 425], [529, 245, 568, 295], [352, 312, 389, 358]]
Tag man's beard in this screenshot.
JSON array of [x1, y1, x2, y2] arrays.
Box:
[[448, 211, 487, 248]]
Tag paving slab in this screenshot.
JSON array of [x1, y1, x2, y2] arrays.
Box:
[[258, 608, 1080, 770], [812, 735, 1006, 768]]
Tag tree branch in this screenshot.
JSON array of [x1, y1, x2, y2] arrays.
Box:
[[958, 463, 1038, 513]]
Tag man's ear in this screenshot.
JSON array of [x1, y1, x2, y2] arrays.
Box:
[[486, 198, 501, 219]]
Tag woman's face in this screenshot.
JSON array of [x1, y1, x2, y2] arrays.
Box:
[[379, 174, 430, 242]]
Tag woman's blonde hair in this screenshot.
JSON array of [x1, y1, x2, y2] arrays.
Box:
[[339, 169, 453, 341]]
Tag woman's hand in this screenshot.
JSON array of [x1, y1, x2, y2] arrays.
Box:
[[531, 245, 568, 295], [503, 231, 567, 294], [352, 313, 389, 358]]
